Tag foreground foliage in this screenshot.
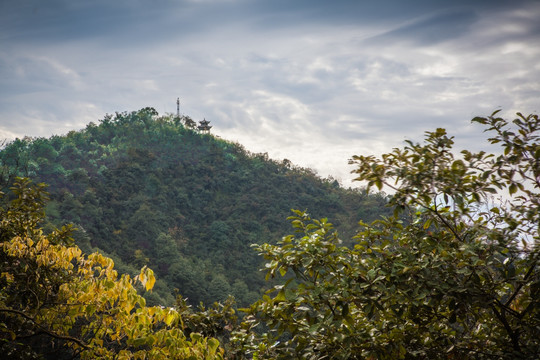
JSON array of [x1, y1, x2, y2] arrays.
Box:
[[0, 178, 223, 359], [234, 112, 539, 359]]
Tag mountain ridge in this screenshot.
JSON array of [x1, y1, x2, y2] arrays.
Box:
[[0, 107, 390, 305]]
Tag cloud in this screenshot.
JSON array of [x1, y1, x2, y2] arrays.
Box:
[[0, 0, 539, 186], [364, 10, 479, 46]]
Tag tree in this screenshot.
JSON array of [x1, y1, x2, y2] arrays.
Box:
[[183, 116, 197, 129], [0, 178, 224, 359], [233, 112, 539, 359]]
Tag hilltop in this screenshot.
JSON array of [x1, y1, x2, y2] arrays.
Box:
[[0, 107, 390, 305]]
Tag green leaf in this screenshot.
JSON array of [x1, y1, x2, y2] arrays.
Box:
[[341, 303, 349, 317], [274, 290, 286, 302], [309, 322, 321, 334], [85, 304, 96, 316], [208, 338, 220, 354]]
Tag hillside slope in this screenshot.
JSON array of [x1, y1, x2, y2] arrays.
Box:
[[0, 108, 390, 305]]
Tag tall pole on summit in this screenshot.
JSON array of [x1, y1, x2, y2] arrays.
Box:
[[176, 98, 180, 118]]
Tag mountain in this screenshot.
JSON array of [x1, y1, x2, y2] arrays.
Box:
[[0, 107, 390, 306]]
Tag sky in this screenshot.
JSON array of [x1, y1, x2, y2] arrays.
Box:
[[1, 0, 539, 186]]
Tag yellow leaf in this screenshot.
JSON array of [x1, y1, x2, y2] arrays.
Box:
[[145, 268, 156, 292], [165, 311, 176, 326]]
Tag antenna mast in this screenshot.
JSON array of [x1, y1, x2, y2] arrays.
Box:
[[176, 98, 180, 118]]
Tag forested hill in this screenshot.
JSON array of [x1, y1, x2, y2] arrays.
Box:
[[0, 107, 389, 306]]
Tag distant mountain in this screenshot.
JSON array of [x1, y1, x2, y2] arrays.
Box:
[[0, 108, 390, 305]]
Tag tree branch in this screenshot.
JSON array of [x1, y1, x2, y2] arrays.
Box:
[[490, 304, 521, 353], [504, 253, 538, 308], [418, 202, 464, 242], [0, 308, 89, 350]]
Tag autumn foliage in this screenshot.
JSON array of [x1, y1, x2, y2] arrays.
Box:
[[0, 178, 223, 359]]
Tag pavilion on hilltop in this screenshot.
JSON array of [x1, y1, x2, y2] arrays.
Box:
[[198, 118, 212, 133]]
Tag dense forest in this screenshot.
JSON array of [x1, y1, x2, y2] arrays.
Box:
[[0, 108, 390, 306], [1, 110, 537, 359]]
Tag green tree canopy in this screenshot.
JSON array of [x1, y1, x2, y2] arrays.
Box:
[[234, 112, 539, 359]]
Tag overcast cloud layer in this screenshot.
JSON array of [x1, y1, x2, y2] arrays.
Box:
[[1, 0, 539, 186]]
